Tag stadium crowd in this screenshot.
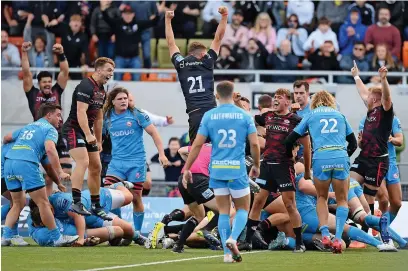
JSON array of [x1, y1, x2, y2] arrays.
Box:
[[1, 0, 408, 82], [0, 1, 407, 265]]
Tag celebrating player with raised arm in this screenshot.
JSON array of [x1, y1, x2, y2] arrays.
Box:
[[166, 6, 228, 142], [62, 57, 114, 220], [183, 81, 260, 263]]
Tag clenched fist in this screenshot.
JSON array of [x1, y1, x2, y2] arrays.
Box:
[[22, 41, 32, 52], [166, 11, 174, 20], [218, 6, 228, 16], [52, 44, 64, 55]]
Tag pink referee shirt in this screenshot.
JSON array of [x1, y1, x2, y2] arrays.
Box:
[[181, 143, 212, 176]]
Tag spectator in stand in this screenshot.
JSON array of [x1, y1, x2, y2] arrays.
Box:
[[202, 0, 233, 38], [348, 0, 375, 26], [303, 17, 339, 53], [101, 3, 158, 81], [151, 137, 184, 183], [375, 1, 405, 32], [235, 38, 269, 82], [90, 1, 120, 60], [369, 44, 400, 84], [267, 39, 298, 83], [234, 1, 262, 27], [286, 0, 315, 32], [2, 2, 29, 36], [46, 15, 89, 80], [23, 14, 53, 70], [309, 40, 340, 74], [364, 6, 401, 59], [121, 1, 159, 68], [1, 30, 21, 80], [276, 14, 308, 58], [405, 6, 408, 41], [260, 1, 286, 29], [339, 8, 367, 56], [338, 41, 370, 84], [222, 10, 249, 49], [215, 45, 239, 82], [317, 0, 349, 34], [248, 12, 276, 54]]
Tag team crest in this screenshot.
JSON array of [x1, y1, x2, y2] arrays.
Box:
[[394, 173, 399, 179], [284, 119, 290, 124], [127, 121, 132, 127], [136, 172, 140, 179]]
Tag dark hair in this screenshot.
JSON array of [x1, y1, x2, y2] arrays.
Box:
[[285, 14, 299, 28], [37, 103, 62, 119], [258, 94, 272, 109], [354, 41, 365, 47], [378, 6, 390, 14], [188, 42, 207, 55], [28, 199, 42, 226], [34, 34, 47, 47], [95, 57, 115, 70], [293, 80, 310, 92], [240, 96, 250, 104], [168, 137, 180, 145], [318, 17, 331, 25], [37, 71, 53, 82], [216, 81, 234, 98]]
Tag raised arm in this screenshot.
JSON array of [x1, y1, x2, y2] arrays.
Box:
[[165, 11, 180, 58], [52, 44, 69, 89], [351, 60, 370, 107], [379, 66, 392, 111], [210, 6, 228, 54], [21, 41, 33, 92]]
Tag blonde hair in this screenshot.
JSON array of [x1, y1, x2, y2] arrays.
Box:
[[274, 88, 291, 100], [253, 12, 273, 34], [372, 44, 396, 69], [368, 86, 383, 97], [311, 90, 336, 109], [95, 57, 115, 70]]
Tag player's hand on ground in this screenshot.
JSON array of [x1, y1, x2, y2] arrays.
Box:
[[57, 183, 67, 192], [291, 102, 301, 112], [73, 238, 85, 247], [351, 60, 359, 77], [378, 66, 388, 80], [183, 170, 193, 189], [59, 172, 70, 182], [52, 44, 64, 55], [159, 154, 169, 168], [22, 41, 32, 52], [86, 134, 97, 145], [166, 116, 174, 125], [249, 165, 260, 179], [218, 6, 228, 16], [166, 11, 174, 20]]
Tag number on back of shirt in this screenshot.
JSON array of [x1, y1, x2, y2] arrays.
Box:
[[218, 129, 236, 148], [320, 119, 338, 134], [187, 76, 205, 94], [20, 130, 35, 140]]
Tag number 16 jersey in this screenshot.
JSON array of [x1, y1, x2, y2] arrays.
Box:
[[198, 104, 257, 180]]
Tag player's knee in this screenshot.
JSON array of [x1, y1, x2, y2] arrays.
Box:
[[76, 157, 90, 170], [11, 198, 25, 210], [143, 179, 152, 190], [88, 161, 102, 174], [389, 197, 402, 210]]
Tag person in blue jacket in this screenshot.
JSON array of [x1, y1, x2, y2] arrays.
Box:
[[339, 8, 367, 56]]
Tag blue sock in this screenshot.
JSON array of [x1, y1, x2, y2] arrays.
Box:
[[231, 209, 248, 241], [303, 233, 314, 245], [111, 208, 122, 219], [388, 227, 407, 247], [133, 230, 140, 240], [3, 226, 14, 239], [218, 214, 231, 255], [133, 212, 144, 232], [49, 228, 61, 241], [319, 225, 330, 238], [11, 221, 18, 236], [364, 215, 380, 228], [347, 226, 381, 247], [383, 211, 397, 225], [285, 237, 296, 249], [335, 206, 349, 240], [364, 215, 406, 247], [1, 204, 10, 221]]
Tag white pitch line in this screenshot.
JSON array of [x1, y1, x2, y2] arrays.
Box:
[[74, 251, 266, 271]]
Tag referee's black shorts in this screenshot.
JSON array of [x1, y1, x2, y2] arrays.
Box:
[[188, 108, 213, 142]]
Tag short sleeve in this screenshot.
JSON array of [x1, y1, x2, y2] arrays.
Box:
[[197, 113, 210, 137], [201, 49, 217, 69], [11, 129, 22, 141], [358, 118, 365, 132], [246, 115, 257, 135], [345, 117, 354, 136], [135, 109, 152, 129], [45, 127, 59, 144], [171, 52, 184, 69], [75, 81, 93, 104], [254, 114, 266, 127], [383, 103, 394, 118], [294, 116, 309, 136], [392, 117, 402, 135]]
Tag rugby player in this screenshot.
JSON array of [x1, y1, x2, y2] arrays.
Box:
[[165, 7, 228, 142], [183, 81, 260, 263], [2, 103, 75, 247], [285, 90, 357, 253], [21, 41, 71, 193], [62, 57, 114, 219], [102, 87, 169, 243], [248, 88, 311, 253], [350, 63, 394, 223]]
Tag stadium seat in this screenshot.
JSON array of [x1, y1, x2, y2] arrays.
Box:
[[403, 41, 408, 69], [89, 39, 97, 63], [187, 39, 212, 50], [8, 36, 23, 56], [157, 38, 187, 68]]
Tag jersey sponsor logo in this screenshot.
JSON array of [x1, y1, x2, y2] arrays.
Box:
[[367, 116, 377, 122], [351, 163, 358, 168], [181, 61, 203, 69], [89, 99, 104, 106], [7, 174, 23, 181], [202, 189, 214, 199], [211, 159, 240, 169], [364, 176, 375, 182], [126, 121, 132, 127], [36, 96, 57, 102], [255, 178, 266, 185], [321, 164, 345, 171], [57, 198, 69, 211], [78, 139, 85, 144], [266, 125, 289, 132], [175, 55, 184, 62], [284, 119, 290, 124], [78, 92, 91, 98], [111, 129, 135, 137], [279, 183, 293, 188]]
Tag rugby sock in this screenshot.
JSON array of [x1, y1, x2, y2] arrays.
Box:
[[218, 214, 231, 255], [383, 211, 397, 225], [111, 208, 122, 219], [133, 212, 144, 232], [11, 221, 18, 236], [1, 204, 10, 221], [164, 224, 184, 234], [162, 209, 185, 224], [365, 215, 407, 247], [335, 206, 349, 241], [91, 194, 102, 209], [203, 212, 219, 231], [142, 188, 150, 196], [258, 219, 279, 238], [72, 188, 82, 204], [303, 233, 314, 245], [245, 219, 259, 242], [347, 226, 381, 247], [285, 237, 296, 249], [49, 227, 61, 241], [177, 217, 199, 247], [231, 209, 248, 241], [319, 225, 330, 238], [369, 203, 374, 215], [2, 226, 13, 239], [293, 226, 303, 246]]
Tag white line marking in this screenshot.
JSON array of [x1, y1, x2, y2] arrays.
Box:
[[74, 251, 266, 271]]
